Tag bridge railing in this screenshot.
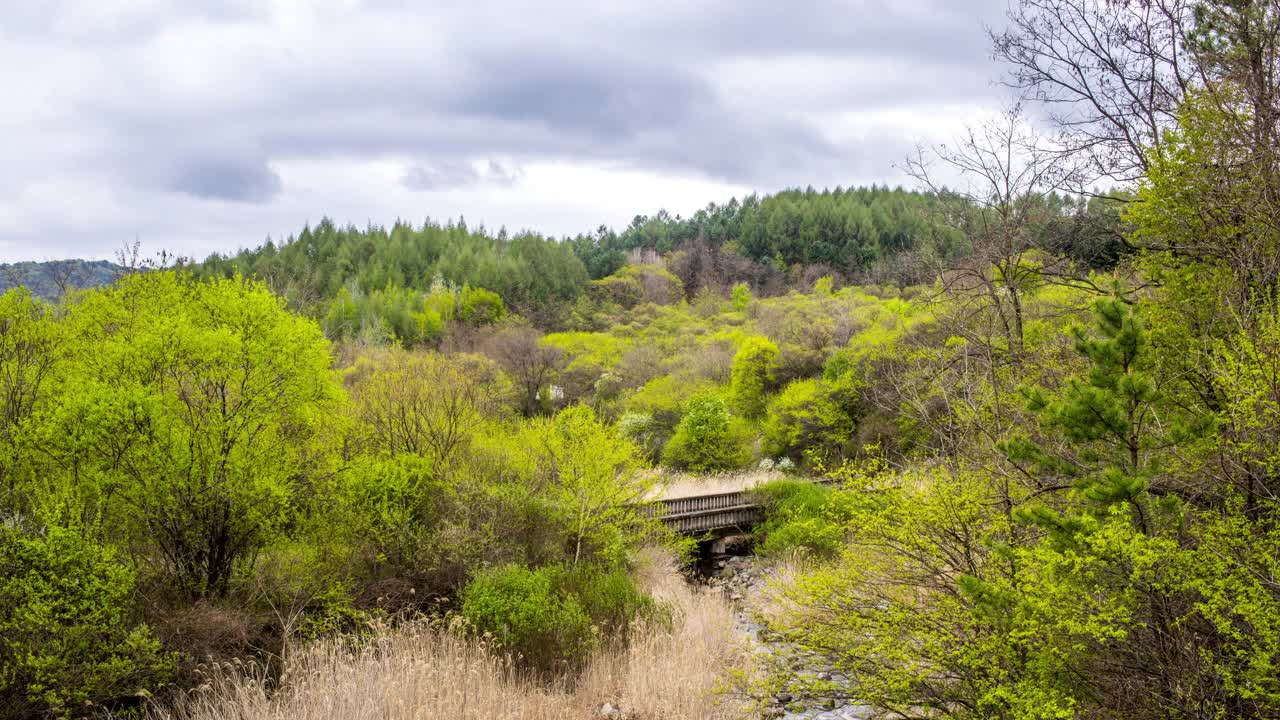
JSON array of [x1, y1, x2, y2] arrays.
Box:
[[648, 478, 834, 535]]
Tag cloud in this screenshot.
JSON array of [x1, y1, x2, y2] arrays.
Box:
[[401, 160, 522, 191], [0, 0, 1013, 261], [167, 154, 283, 203]]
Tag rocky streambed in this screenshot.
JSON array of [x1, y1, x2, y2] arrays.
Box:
[[705, 554, 874, 720]]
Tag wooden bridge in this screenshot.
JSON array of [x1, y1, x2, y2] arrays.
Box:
[[651, 489, 764, 535]]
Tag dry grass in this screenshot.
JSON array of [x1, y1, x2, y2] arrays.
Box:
[[749, 550, 814, 632], [653, 469, 783, 500], [154, 548, 751, 720]]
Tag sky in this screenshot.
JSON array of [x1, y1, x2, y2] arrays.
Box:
[[0, 0, 1012, 263]]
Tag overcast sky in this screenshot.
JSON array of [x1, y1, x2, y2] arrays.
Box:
[[1, 0, 1012, 262]]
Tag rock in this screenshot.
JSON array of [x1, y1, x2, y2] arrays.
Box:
[[817, 671, 832, 681], [761, 709, 785, 719], [775, 692, 792, 703], [597, 702, 621, 718]]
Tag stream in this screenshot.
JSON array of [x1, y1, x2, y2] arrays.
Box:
[[704, 552, 875, 720]]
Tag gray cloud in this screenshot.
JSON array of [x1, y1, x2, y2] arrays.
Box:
[[167, 154, 283, 203], [402, 160, 522, 191], [0, 0, 1012, 261]]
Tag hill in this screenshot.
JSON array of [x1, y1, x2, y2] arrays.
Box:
[[0, 259, 123, 300]]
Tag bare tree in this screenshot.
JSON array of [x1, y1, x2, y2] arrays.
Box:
[[992, 0, 1198, 185], [905, 105, 1070, 364], [481, 326, 565, 417]]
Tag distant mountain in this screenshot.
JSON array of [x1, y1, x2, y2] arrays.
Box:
[[0, 259, 123, 300]]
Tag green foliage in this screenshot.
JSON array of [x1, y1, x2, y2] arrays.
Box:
[[20, 272, 343, 598], [460, 564, 594, 673], [198, 219, 589, 332], [730, 335, 779, 418], [555, 564, 660, 641], [0, 289, 60, 507], [1005, 290, 1179, 531], [457, 285, 505, 325], [460, 560, 662, 675], [751, 479, 853, 558], [763, 378, 856, 464], [607, 187, 967, 273], [661, 394, 753, 472], [0, 524, 173, 719], [592, 264, 683, 309], [730, 281, 753, 311], [516, 405, 658, 567]]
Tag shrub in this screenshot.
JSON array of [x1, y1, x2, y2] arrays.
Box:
[[661, 395, 753, 472], [617, 411, 663, 460], [730, 335, 779, 418], [0, 525, 173, 718], [459, 562, 661, 674], [593, 265, 684, 309], [763, 378, 855, 465], [751, 479, 851, 558], [557, 565, 660, 641], [460, 564, 593, 673], [456, 286, 505, 325]]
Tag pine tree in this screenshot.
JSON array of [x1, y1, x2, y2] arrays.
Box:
[[1004, 287, 1165, 534]]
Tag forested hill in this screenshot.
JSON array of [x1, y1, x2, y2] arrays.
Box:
[[194, 185, 1127, 339], [0, 259, 122, 300]]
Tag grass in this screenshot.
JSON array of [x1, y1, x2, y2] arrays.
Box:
[[153, 548, 751, 720], [653, 468, 785, 500]]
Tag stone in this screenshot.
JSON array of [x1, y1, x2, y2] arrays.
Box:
[[597, 702, 621, 718]]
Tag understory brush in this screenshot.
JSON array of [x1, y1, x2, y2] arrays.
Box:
[[153, 549, 750, 720], [749, 478, 857, 559]]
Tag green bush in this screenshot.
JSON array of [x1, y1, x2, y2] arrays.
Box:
[[763, 378, 855, 464], [751, 479, 852, 558], [0, 524, 173, 719], [661, 394, 753, 471], [457, 285, 505, 325], [730, 335, 780, 418], [558, 565, 659, 641], [460, 564, 594, 673], [460, 562, 661, 673]]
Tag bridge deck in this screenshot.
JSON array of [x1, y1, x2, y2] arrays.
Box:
[[650, 477, 830, 535]]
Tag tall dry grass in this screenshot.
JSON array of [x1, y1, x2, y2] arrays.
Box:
[[654, 469, 783, 500], [154, 548, 751, 720]]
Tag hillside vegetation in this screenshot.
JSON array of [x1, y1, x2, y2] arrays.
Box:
[[0, 260, 122, 300], [7, 2, 1280, 719]]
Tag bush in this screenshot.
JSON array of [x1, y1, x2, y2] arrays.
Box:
[[730, 335, 779, 418], [661, 394, 753, 472], [593, 265, 684, 309], [460, 564, 593, 673], [457, 286, 505, 325], [751, 479, 851, 558], [763, 378, 855, 464], [0, 524, 173, 719], [558, 565, 659, 641], [617, 411, 663, 461], [459, 562, 660, 674]]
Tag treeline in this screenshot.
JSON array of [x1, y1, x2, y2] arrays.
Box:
[[196, 220, 587, 328], [194, 186, 1126, 347]]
